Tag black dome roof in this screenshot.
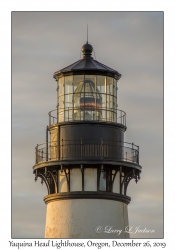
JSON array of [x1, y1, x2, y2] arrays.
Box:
[[53, 42, 121, 80]]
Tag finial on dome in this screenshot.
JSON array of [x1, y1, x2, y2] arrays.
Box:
[[81, 43, 93, 59]]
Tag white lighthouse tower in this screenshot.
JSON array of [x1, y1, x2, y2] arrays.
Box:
[[33, 41, 142, 238]]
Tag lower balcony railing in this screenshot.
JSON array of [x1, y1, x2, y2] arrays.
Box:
[[35, 140, 139, 165]]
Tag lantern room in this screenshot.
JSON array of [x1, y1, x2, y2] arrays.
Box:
[[53, 42, 122, 124]]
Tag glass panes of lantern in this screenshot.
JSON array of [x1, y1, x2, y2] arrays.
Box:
[[57, 75, 118, 123]]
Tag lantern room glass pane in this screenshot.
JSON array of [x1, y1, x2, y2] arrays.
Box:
[[73, 75, 84, 121], [58, 77, 64, 122], [56, 74, 118, 124], [106, 77, 113, 122], [73, 75, 84, 91], [97, 75, 106, 122], [65, 75, 73, 121], [83, 75, 100, 121], [114, 79, 117, 122], [59, 77, 64, 97], [114, 79, 117, 107]]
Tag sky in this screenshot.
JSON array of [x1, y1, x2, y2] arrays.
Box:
[[11, 11, 164, 239]]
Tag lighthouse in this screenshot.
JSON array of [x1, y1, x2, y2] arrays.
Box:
[[33, 41, 142, 239]]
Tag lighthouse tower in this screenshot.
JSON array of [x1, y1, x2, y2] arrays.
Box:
[[33, 41, 142, 239]]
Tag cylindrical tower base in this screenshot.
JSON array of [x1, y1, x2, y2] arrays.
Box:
[[44, 194, 130, 239]]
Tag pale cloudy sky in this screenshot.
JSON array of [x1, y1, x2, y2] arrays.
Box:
[[11, 11, 164, 239]]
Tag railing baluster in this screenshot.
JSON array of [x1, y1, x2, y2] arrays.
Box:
[[132, 143, 134, 162], [81, 138, 82, 159], [62, 139, 63, 160], [46, 126, 48, 161], [101, 138, 103, 159]]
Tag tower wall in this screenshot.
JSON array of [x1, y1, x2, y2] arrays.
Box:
[[44, 198, 129, 239]]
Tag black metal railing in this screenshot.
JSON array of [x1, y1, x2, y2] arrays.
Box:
[[35, 139, 139, 165], [48, 108, 126, 126]]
